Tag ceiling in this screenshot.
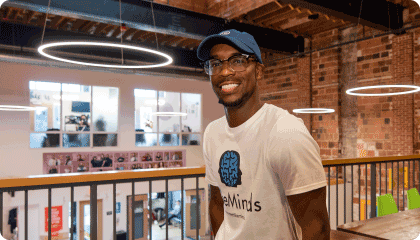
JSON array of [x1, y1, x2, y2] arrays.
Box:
[[0, 0, 407, 78]]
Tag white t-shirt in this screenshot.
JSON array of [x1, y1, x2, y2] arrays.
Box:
[[204, 103, 327, 240]]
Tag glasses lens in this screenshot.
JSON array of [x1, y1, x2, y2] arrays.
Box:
[[205, 59, 222, 75], [229, 56, 248, 71]]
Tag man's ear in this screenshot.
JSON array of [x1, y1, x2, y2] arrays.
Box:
[[255, 63, 265, 80]]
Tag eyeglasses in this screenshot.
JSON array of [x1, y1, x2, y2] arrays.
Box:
[[202, 54, 255, 76]]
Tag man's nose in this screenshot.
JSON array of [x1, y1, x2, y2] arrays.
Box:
[[219, 61, 234, 76]]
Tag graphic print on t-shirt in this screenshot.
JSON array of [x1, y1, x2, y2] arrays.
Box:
[[218, 150, 242, 187]]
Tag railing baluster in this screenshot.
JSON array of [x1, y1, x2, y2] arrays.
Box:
[[392, 162, 394, 208], [359, 165, 360, 221], [48, 187, 51, 240], [90, 184, 97, 240], [398, 161, 400, 211], [365, 163, 367, 219], [351, 165, 353, 222], [336, 166, 338, 228], [344, 165, 346, 224], [196, 177, 199, 240], [113, 183, 116, 240], [132, 181, 135, 240], [0, 191, 2, 236], [165, 179, 169, 240], [71, 186, 74, 240], [328, 167, 330, 223], [403, 161, 405, 210], [418, 160, 420, 193], [149, 180, 152, 240], [380, 162, 382, 196], [25, 189, 28, 240], [181, 178, 184, 240], [370, 163, 376, 218], [386, 162, 388, 195]]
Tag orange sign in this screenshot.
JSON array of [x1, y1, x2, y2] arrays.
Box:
[[45, 206, 63, 236]]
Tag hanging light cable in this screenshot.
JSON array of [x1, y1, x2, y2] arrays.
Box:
[[37, 0, 173, 69], [345, 0, 420, 97]]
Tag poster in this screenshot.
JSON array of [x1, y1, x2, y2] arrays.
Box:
[[45, 206, 63, 236]]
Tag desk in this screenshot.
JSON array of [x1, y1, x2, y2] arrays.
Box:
[[337, 208, 420, 239], [330, 230, 378, 239]]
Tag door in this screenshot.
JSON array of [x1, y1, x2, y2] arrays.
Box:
[[127, 195, 149, 240], [18, 205, 39, 240], [79, 200, 103, 240], [185, 189, 206, 239]]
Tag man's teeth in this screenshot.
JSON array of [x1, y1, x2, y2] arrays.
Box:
[[221, 84, 239, 90]]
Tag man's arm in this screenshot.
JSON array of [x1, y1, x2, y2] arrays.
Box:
[[286, 186, 330, 240], [209, 185, 224, 236]]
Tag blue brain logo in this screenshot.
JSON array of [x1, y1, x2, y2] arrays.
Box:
[[218, 151, 242, 187]]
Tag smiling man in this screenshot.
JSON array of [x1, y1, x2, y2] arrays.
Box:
[[197, 29, 330, 240]]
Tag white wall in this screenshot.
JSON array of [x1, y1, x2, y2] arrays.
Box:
[[0, 61, 224, 239]]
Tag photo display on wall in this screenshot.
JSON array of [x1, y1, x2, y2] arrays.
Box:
[[43, 150, 186, 174]]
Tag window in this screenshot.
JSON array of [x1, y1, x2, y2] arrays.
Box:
[[29, 81, 119, 148], [134, 89, 201, 147]]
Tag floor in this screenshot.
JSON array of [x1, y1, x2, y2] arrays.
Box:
[[151, 220, 211, 240]]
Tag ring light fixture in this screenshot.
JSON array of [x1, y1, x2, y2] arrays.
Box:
[[151, 112, 188, 117], [0, 105, 39, 111], [346, 85, 420, 96], [38, 41, 173, 69], [293, 108, 335, 114]]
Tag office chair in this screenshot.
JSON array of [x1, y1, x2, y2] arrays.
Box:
[[377, 193, 398, 217], [407, 188, 420, 210]]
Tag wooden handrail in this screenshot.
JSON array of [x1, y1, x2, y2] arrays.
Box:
[[1, 154, 420, 189], [322, 154, 420, 166], [0, 166, 206, 189]]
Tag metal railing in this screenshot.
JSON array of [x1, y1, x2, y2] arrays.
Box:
[[323, 154, 420, 229], [1, 155, 420, 239], [0, 167, 207, 240]]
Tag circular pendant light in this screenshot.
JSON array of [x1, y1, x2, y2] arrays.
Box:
[[150, 112, 188, 117], [293, 108, 335, 114], [0, 0, 7, 7], [346, 85, 420, 96], [37, 0, 172, 69], [38, 41, 173, 69], [0, 105, 38, 111]]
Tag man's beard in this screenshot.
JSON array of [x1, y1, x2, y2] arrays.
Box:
[[218, 87, 255, 108]]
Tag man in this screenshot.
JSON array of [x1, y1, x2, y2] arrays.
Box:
[[197, 29, 330, 240], [159, 200, 181, 228]]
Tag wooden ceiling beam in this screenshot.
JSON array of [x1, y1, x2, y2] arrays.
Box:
[[247, 1, 283, 21], [23, 10, 35, 24], [93, 23, 108, 35], [130, 30, 145, 41], [122, 28, 137, 40], [36, 13, 47, 27], [253, 4, 294, 24], [259, 5, 297, 26], [71, 19, 86, 32], [80, 21, 96, 33], [57, 18, 71, 30], [50, 15, 64, 29]]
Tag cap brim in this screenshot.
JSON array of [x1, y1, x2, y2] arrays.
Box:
[[197, 35, 253, 61]]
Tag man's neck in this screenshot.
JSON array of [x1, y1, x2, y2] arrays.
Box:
[[225, 101, 264, 128]]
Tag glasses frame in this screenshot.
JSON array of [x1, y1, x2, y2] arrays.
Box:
[[201, 54, 256, 76]]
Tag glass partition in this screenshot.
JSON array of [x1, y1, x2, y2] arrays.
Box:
[[181, 93, 201, 133], [92, 86, 119, 132], [158, 91, 180, 133], [29, 81, 61, 132]]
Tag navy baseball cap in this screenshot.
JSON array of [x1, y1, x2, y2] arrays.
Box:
[[197, 29, 263, 64]]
